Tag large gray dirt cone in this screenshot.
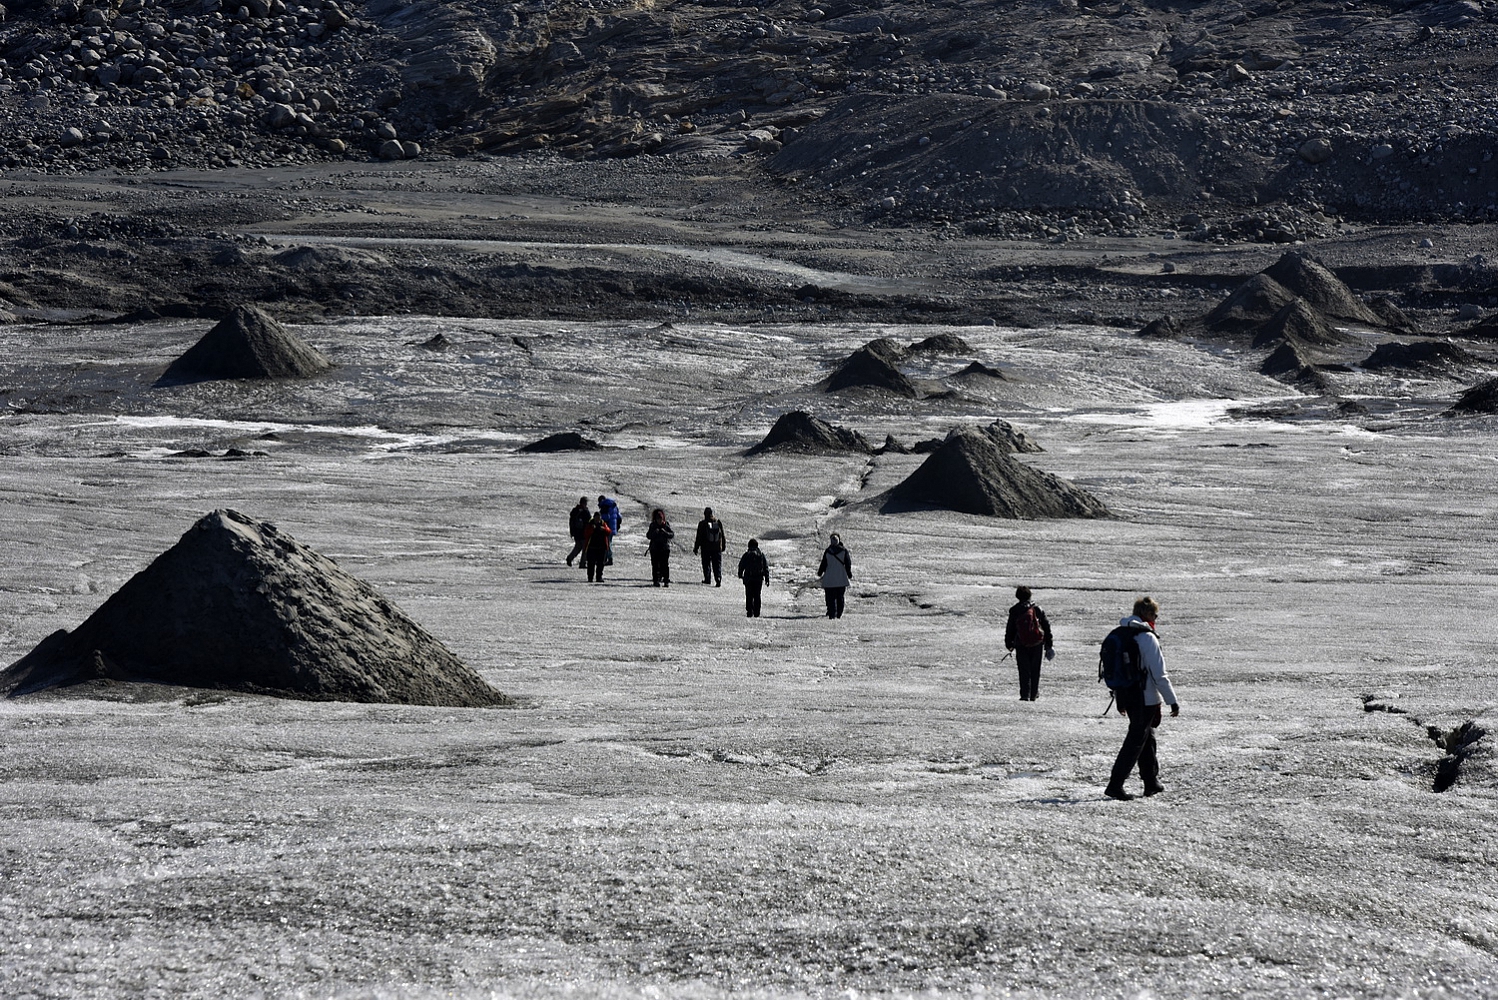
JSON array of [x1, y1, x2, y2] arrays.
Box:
[[0, 510, 509, 706], [1204, 273, 1298, 334], [746, 411, 874, 456], [160, 305, 334, 383], [881, 428, 1110, 519], [1262, 252, 1386, 327]]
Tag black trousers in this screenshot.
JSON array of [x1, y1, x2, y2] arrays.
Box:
[[743, 579, 763, 616], [586, 554, 607, 582], [566, 538, 584, 564], [824, 587, 846, 618], [1109, 689, 1161, 790], [1016, 644, 1043, 700], [650, 550, 670, 585], [700, 551, 722, 583]]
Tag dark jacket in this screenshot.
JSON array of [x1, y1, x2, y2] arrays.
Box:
[[693, 517, 726, 554], [1005, 600, 1053, 651], [738, 549, 770, 583], [646, 521, 675, 554], [569, 504, 591, 540]]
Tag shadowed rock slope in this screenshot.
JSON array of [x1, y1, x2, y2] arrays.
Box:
[[747, 411, 873, 456], [880, 428, 1109, 519], [160, 305, 334, 383], [0, 510, 509, 707]]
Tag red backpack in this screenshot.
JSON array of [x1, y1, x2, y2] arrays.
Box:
[[1016, 605, 1045, 648]]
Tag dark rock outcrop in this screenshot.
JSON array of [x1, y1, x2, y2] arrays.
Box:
[[1447, 377, 1498, 415], [1137, 315, 1181, 339], [159, 305, 333, 384], [0, 510, 509, 707], [880, 428, 1109, 519], [746, 411, 874, 456], [519, 432, 602, 452]]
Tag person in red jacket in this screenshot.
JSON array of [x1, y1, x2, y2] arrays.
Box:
[[581, 513, 613, 583]]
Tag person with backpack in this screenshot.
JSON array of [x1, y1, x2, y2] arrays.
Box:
[[737, 539, 771, 617], [565, 496, 591, 568], [1004, 585, 1054, 701], [597, 495, 622, 565], [1100, 596, 1180, 801], [693, 507, 727, 586], [817, 533, 853, 619], [581, 513, 613, 583], [646, 508, 675, 587]]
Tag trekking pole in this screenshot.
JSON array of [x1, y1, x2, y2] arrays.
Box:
[[999, 650, 1013, 663], [1099, 691, 1116, 717]]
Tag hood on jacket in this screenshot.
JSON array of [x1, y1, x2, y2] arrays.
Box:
[[1119, 615, 1155, 631]]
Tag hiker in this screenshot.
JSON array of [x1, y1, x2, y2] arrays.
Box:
[[817, 533, 853, 619], [693, 506, 727, 586], [1004, 585, 1054, 701], [737, 538, 771, 617], [565, 496, 591, 567], [597, 495, 622, 565], [646, 508, 675, 587], [1104, 596, 1180, 801], [581, 513, 613, 583]]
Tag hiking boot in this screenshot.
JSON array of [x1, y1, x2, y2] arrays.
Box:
[[1143, 782, 1165, 797], [1104, 785, 1134, 801]]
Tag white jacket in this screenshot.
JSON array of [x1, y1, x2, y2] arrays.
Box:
[[1119, 615, 1178, 707]]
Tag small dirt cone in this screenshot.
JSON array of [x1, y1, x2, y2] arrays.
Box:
[[1251, 298, 1357, 350], [520, 432, 602, 452], [824, 345, 918, 396], [1360, 341, 1479, 376], [1, 510, 509, 706], [746, 411, 874, 455], [1204, 274, 1298, 333], [880, 428, 1109, 518], [1446, 377, 1498, 415], [908, 333, 974, 354], [982, 418, 1043, 454], [161, 305, 333, 383]]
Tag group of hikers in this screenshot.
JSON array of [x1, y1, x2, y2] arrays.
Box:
[[564, 496, 1181, 801], [565, 496, 851, 619]]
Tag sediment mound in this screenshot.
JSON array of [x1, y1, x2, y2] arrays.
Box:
[[1360, 341, 1479, 376], [1447, 377, 1498, 415], [746, 411, 874, 456], [0, 510, 509, 707], [880, 428, 1109, 519], [1458, 316, 1498, 340], [1262, 252, 1385, 326], [824, 345, 918, 396], [1251, 298, 1356, 350], [1204, 274, 1298, 334], [1138, 315, 1181, 339], [519, 432, 602, 453], [983, 419, 1043, 454], [862, 337, 908, 363], [416, 332, 452, 350], [1369, 297, 1416, 333], [953, 360, 1008, 379], [908, 333, 974, 354], [1260, 340, 1317, 377], [876, 434, 910, 455], [159, 305, 333, 383]]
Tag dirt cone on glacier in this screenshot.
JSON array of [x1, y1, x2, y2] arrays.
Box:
[[0, 509, 509, 706], [1251, 298, 1357, 350], [823, 344, 918, 396], [1262, 252, 1385, 327], [880, 428, 1110, 518], [746, 411, 874, 456], [159, 304, 333, 384]]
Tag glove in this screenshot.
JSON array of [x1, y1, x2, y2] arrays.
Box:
[[1044, 648, 1055, 661], [1169, 703, 1180, 717]]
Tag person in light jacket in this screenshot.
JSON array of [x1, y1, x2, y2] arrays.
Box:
[[817, 533, 853, 619], [1105, 596, 1181, 801]]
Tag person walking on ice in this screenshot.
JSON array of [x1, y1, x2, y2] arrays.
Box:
[[737, 539, 770, 617], [817, 533, 853, 619], [581, 513, 613, 583], [693, 507, 727, 586], [646, 508, 675, 587], [565, 496, 591, 568], [1102, 596, 1180, 801], [1004, 585, 1054, 701], [597, 495, 622, 565]]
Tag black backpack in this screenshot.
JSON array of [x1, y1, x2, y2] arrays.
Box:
[[1098, 624, 1153, 691]]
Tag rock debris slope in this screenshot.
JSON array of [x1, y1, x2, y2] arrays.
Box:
[[159, 304, 334, 383], [880, 427, 1108, 519], [0, 509, 509, 707]]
